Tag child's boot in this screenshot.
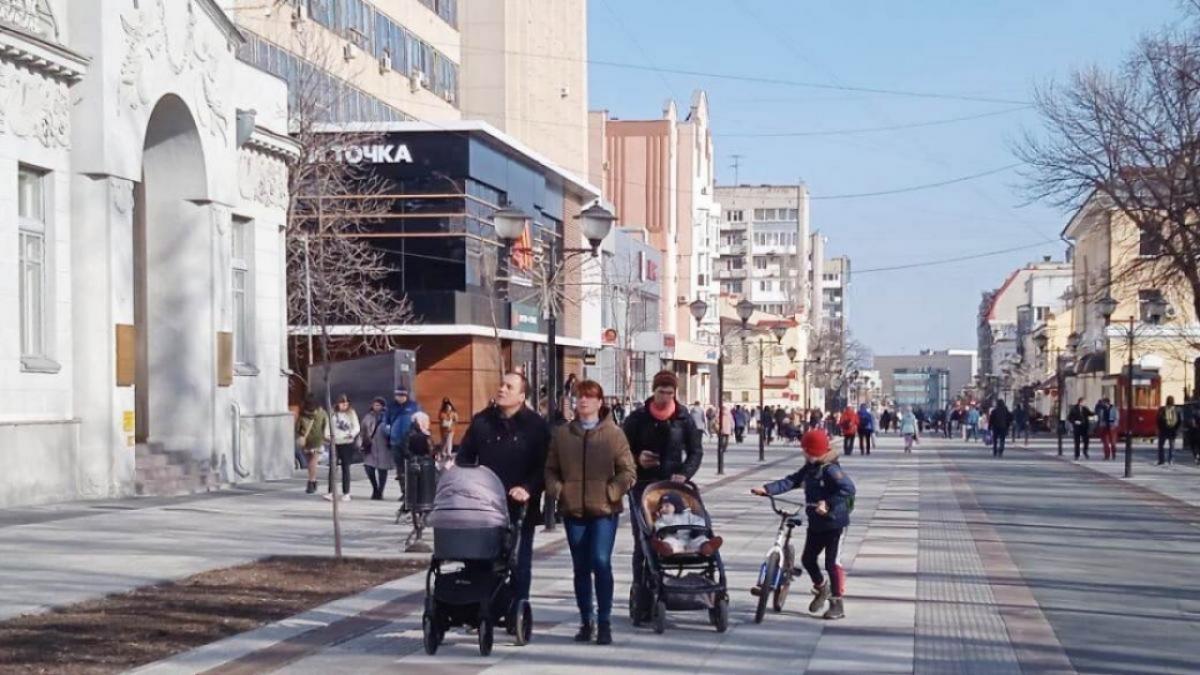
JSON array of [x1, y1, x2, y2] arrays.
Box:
[[823, 597, 845, 620], [809, 582, 831, 613]]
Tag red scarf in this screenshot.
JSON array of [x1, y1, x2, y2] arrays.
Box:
[[649, 399, 676, 421]]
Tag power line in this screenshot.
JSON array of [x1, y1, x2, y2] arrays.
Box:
[[853, 241, 1055, 275], [442, 42, 1031, 106], [718, 106, 1031, 138], [810, 163, 1021, 200]]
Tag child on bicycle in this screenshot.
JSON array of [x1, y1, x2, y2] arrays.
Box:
[[751, 428, 855, 620]]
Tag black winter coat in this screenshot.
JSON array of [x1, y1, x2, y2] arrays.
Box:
[[622, 399, 703, 485], [456, 405, 550, 527]]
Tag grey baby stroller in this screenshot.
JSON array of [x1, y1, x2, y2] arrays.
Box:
[[422, 465, 532, 656], [629, 480, 729, 633]]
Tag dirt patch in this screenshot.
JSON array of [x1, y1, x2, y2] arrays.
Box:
[[0, 555, 426, 674]]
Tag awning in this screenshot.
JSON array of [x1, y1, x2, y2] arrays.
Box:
[[1076, 352, 1107, 374]]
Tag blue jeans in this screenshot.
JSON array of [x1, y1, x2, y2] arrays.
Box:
[[513, 521, 535, 603], [564, 514, 619, 623]]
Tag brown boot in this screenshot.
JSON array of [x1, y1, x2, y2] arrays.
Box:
[[651, 539, 674, 558], [698, 537, 724, 557]]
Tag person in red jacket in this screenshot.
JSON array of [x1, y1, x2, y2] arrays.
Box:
[[837, 406, 859, 455]]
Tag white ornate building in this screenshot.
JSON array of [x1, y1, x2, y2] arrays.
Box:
[[0, 0, 296, 507]]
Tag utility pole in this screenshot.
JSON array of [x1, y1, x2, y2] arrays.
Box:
[[730, 154, 744, 185]]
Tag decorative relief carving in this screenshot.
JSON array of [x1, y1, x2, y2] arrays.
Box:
[[118, 0, 229, 143], [238, 150, 289, 210], [0, 0, 58, 41], [0, 59, 70, 148]]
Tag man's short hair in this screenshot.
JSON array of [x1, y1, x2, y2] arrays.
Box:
[[504, 371, 529, 395]]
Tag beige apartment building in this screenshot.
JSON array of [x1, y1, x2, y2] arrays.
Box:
[[1062, 195, 1200, 410], [590, 92, 721, 403]]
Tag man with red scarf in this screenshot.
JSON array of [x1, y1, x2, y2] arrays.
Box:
[[621, 370, 704, 624]]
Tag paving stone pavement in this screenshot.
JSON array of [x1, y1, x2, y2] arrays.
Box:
[[11, 433, 1200, 673]]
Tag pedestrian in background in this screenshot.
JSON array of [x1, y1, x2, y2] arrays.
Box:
[[611, 397, 627, 425], [545, 379, 636, 645], [361, 396, 394, 500], [295, 396, 329, 495], [900, 406, 919, 453], [437, 397, 458, 459], [838, 406, 858, 455], [621, 370, 703, 623], [1068, 397, 1093, 460], [857, 403, 875, 455], [965, 405, 980, 442], [387, 388, 421, 504], [1156, 395, 1182, 465], [1013, 402, 1030, 447], [879, 408, 893, 435], [989, 400, 1012, 458], [689, 401, 708, 438], [760, 406, 775, 445], [324, 394, 360, 502], [1096, 397, 1119, 460], [718, 403, 734, 456], [733, 405, 747, 443]]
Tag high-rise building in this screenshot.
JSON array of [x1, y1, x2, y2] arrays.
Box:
[[591, 92, 720, 403], [821, 255, 850, 335], [714, 184, 811, 319]]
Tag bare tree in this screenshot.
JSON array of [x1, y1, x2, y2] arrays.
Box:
[[1015, 12, 1200, 327], [279, 19, 415, 558], [602, 254, 655, 402], [808, 327, 871, 408]]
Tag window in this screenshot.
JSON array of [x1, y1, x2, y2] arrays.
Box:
[[1034, 306, 1048, 321], [18, 167, 49, 362], [755, 256, 768, 270], [1139, 225, 1162, 257], [726, 210, 743, 222], [232, 217, 255, 367], [1138, 289, 1165, 323], [741, 391, 749, 402]]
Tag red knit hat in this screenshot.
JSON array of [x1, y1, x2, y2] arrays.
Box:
[[801, 429, 830, 458]]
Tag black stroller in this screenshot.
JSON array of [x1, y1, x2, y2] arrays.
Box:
[[629, 481, 729, 634], [422, 465, 532, 656]]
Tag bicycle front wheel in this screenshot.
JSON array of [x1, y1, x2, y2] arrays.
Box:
[[755, 551, 780, 624]]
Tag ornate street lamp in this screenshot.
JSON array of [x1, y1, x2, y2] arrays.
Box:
[[786, 346, 798, 362], [578, 203, 616, 254], [736, 298, 755, 328], [689, 298, 708, 326]]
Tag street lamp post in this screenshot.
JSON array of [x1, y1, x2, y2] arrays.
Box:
[[689, 297, 756, 475], [1036, 331, 1077, 456], [746, 323, 788, 462], [494, 204, 615, 425], [1097, 294, 1169, 479]]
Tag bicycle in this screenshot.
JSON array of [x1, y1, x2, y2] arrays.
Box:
[[750, 494, 805, 624]]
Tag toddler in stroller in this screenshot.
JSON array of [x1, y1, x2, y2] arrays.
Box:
[[651, 493, 723, 558], [422, 465, 533, 657], [630, 481, 729, 634]]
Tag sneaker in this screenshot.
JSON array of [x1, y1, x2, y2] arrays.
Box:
[[305, 481, 316, 494], [340, 494, 351, 503], [596, 621, 612, 645], [698, 537, 724, 557], [322, 493, 334, 501]]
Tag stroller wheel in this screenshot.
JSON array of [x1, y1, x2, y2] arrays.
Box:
[[710, 593, 730, 633], [513, 599, 533, 646], [478, 617, 494, 656], [652, 600, 667, 635], [422, 611, 439, 655]]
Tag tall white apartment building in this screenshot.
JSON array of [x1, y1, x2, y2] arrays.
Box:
[[821, 255, 850, 334]]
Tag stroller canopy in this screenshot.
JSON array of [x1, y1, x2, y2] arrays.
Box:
[[427, 465, 509, 529]]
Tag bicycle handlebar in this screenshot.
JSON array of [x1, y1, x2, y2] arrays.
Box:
[[760, 494, 807, 518]]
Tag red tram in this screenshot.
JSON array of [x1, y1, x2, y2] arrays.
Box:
[[1110, 371, 1161, 438]]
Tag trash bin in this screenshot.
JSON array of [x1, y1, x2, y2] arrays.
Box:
[[404, 455, 438, 514]]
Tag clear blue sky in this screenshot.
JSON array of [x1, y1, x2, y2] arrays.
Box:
[[587, 0, 1182, 356]]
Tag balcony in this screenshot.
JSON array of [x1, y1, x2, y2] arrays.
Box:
[[716, 268, 748, 280], [717, 243, 747, 256], [720, 221, 748, 232]]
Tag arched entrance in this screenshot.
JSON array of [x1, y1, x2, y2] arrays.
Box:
[[133, 95, 213, 457]]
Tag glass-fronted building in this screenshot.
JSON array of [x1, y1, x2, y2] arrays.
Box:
[[314, 122, 601, 421]]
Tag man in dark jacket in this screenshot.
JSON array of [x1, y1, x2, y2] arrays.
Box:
[[456, 372, 550, 604], [386, 389, 421, 505], [752, 429, 855, 620], [621, 370, 703, 622], [989, 400, 1013, 458], [760, 406, 775, 444], [1156, 396, 1182, 465], [1068, 398, 1093, 460]]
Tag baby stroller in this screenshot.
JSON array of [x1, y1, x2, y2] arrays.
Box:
[[629, 481, 729, 634], [422, 466, 532, 656]]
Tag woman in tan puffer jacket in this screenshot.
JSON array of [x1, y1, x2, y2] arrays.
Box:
[[545, 380, 636, 646]]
